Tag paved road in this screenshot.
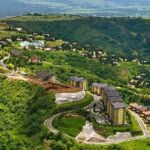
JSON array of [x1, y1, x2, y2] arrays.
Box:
[[44, 93, 96, 134], [44, 113, 61, 134], [129, 110, 150, 136], [1, 69, 150, 145], [44, 95, 150, 145]]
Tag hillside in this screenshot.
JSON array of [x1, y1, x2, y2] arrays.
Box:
[[5, 15, 150, 58], [0, 16, 150, 149]]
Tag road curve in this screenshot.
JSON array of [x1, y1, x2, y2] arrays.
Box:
[[44, 96, 150, 145]]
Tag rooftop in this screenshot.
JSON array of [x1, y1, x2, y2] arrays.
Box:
[[111, 102, 126, 109], [129, 103, 138, 108], [92, 83, 107, 88], [69, 76, 86, 82], [136, 106, 148, 112], [36, 71, 54, 80], [108, 96, 123, 102], [143, 111, 150, 116]]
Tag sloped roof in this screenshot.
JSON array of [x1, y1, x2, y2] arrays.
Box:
[[92, 83, 107, 88], [108, 96, 123, 102], [111, 102, 126, 109], [69, 76, 86, 82], [143, 111, 150, 116], [102, 86, 120, 97], [36, 71, 54, 79]]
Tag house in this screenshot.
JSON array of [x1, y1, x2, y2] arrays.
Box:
[[69, 76, 87, 90], [110, 102, 126, 125], [27, 38, 33, 42], [44, 47, 54, 51], [142, 111, 150, 118], [112, 61, 119, 66], [128, 79, 138, 86], [129, 103, 138, 111], [6, 39, 12, 44], [136, 106, 148, 114], [16, 38, 23, 42], [0, 41, 7, 47], [146, 117, 150, 124], [12, 27, 22, 32], [33, 33, 38, 36], [15, 28, 22, 32], [36, 71, 56, 82], [92, 83, 107, 96], [29, 56, 41, 64], [11, 50, 22, 57]]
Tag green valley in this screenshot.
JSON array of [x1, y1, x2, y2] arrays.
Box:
[[0, 15, 150, 150]]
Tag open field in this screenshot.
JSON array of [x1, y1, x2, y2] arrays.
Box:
[[53, 114, 85, 137]]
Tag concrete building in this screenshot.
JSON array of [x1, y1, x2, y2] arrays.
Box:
[[93, 84, 126, 126], [101, 86, 118, 107], [92, 83, 107, 96], [36, 71, 56, 82], [111, 102, 126, 125], [106, 96, 123, 116], [69, 76, 87, 90]]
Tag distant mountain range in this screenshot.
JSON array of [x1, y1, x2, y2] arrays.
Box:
[[0, 0, 150, 18]]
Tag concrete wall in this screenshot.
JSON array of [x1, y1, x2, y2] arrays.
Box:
[[55, 91, 86, 104]]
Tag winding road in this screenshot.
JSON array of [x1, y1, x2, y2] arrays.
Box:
[[0, 55, 149, 145], [44, 95, 150, 145]]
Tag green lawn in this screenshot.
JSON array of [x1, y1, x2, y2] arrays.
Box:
[[120, 138, 150, 150], [45, 40, 64, 47], [79, 138, 150, 150], [128, 111, 142, 136], [53, 115, 85, 137]]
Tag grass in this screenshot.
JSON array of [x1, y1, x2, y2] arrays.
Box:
[[120, 138, 150, 150], [128, 111, 143, 136], [79, 138, 150, 150], [53, 114, 85, 137], [3, 15, 81, 22], [0, 23, 8, 31], [45, 40, 64, 47]]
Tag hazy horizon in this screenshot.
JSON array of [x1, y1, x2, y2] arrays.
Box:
[[0, 0, 150, 18]]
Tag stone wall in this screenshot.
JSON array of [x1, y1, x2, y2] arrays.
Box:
[[55, 91, 86, 104]]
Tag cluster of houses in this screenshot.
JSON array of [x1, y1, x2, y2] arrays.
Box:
[[10, 49, 42, 65], [128, 73, 149, 88], [0, 39, 13, 48], [69, 76, 126, 126], [28, 56, 41, 64], [81, 50, 150, 66], [129, 103, 150, 125], [36, 71, 56, 83]]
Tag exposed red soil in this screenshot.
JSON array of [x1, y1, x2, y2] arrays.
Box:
[[28, 75, 82, 93]]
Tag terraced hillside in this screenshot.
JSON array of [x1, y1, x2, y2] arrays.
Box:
[[4, 15, 150, 58]]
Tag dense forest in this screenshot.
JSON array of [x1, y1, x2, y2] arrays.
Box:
[[5, 15, 150, 58]]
